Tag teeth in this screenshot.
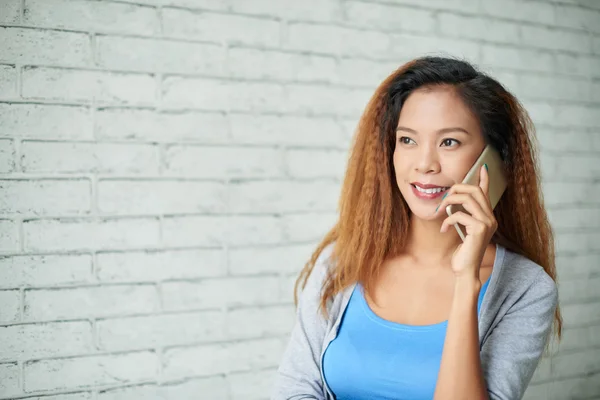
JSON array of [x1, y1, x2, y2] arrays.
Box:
[[414, 185, 448, 194]]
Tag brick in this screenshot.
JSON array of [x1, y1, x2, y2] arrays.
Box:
[[530, 356, 551, 383], [229, 180, 338, 214], [162, 215, 285, 247], [0, 0, 20, 23], [24, 352, 158, 392], [98, 377, 228, 400], [367, 0, 481, 12], [23, 0, 159, 34], [97, 180, 227, 215], [481, 46, 554, 74], [438, 13, 519, 44], [561, 301, 600, 327], [555, 154, 600, 179], [558, 326, 592, 352], [0, 139, 14, 173], [0, 65, 17, 97], [388, 33, 480, 64], [164, 145, 283, 178], [122, 0, 227, 9], [0, 219, 18, 252], [285, 23, 390, 58], [285, 148, 346, 179], [520, 101, 555, 128], [162, 338, 284, 379], [96, 249, 225, 282], [591, 81, 600, 102], [285, 84, 371, 116], [96, 35, 225, 75], [22, 67, 156, 105], [229, 368, 277, 400], [518, 75, 591, 102], [0, 254, 92, 288], [554, 4, 600, 34], [546, 373, 600, 400], [555, 232, 600, 253], [162, 77, 285, 113], [23, 394, 92, 400], [555, 53, 600, 79], [0, 27, 91, 66], [23, 218, 160, 251], [226, 305, 295, 340], [345, 1, 435, 34], [231, 0, 340, 22], [228, 47, 336, 83], [0, 103, 92, 139], [0, 363, 20, 398], [97, 310, 224, 351], [229, 113, 347, 147], [228, 244, 313, 276], [537, 129, 596, 153], [556, 253, 600, 280], [552, 349, 600, 380], [161, 276, 280, 311], [95, 108, 228, 143], [21, 141, 159, 174], [547, 207, 600, 230], [558, 277, 600, 304], [521, 25, 592, 54], [0, 321, 93, 362], [594, 35, 600, 56], [282, 212, 337, 242], [544, 181, 600, 207], [0, 179, 91, 216], [0, 290, 20, 323], [163, 8, 280, 47], [336, 58, 398, 88], [480, 0, 555, 24], [24, 285, 159, 321]]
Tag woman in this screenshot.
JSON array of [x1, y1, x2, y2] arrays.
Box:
[[271, 56, 561, 400]]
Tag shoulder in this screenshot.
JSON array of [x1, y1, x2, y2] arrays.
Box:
[[497, 247, 558, 310]]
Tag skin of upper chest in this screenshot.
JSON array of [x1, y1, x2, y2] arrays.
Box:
[[364, 245, 495, 326]]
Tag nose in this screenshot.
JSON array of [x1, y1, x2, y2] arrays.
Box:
[[415, 144, 441, 174]]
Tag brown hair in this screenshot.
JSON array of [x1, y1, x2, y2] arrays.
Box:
[[294, 56, 562, 342]]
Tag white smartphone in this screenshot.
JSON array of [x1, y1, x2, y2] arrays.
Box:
[[445, 145, 507, 241]]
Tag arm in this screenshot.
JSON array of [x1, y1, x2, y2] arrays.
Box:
[[434, 277, 490, 400], [271, 252, 330, 400], [480, 269, 558, 400]]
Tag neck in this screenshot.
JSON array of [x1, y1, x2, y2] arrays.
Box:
[[404, 213, 463, 266]]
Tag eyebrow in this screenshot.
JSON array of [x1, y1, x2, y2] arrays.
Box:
[[396, 126, 470, 135]]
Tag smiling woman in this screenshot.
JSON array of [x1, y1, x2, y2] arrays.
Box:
[[271, 56, 561, 400]]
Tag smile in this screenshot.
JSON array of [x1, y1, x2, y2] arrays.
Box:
[[411, 184, 449, 200]]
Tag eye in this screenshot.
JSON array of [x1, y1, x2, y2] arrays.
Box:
[[399, 136, 415, 145], [441, 138, 460, 147]]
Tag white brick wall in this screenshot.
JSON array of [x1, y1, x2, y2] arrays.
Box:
[[0, 0, 599, 398]]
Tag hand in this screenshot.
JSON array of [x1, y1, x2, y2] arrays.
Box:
[[432, 164, 498, 281]]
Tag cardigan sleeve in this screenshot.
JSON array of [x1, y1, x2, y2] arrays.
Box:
[[480, 268, 558, 400], [270, 248, 332, 400]]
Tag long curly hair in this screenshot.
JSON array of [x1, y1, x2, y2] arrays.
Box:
[[294, 56, 562, 341]]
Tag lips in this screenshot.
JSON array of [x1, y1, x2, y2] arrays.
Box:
[[410, 183, 449, 200]]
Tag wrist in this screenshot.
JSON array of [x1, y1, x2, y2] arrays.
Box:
[[453, 275, 481, 297]]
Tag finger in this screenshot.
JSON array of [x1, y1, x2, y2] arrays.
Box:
[[440, 211, 486, 234], [434, 193, 488, 221], [445, 182, 492, 213], [479, 164, 490, 202]]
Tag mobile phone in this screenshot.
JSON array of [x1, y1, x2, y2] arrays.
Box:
[[445, 145, 507, 241]]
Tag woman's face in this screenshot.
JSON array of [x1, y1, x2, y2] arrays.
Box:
[[393, 85, 486, 220]]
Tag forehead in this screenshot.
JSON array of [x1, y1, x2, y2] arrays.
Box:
[[397, 86, 479, 131]]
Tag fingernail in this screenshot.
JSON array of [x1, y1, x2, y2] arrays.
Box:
[[484, 163, 488, 171], [435, 204, 439, 212], [442, 192, 449, 200]]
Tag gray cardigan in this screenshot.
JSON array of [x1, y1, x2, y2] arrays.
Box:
[[272, 243, 558, 400]]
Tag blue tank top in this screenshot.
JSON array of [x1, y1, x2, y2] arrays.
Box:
[[322, 276, 491, 400]]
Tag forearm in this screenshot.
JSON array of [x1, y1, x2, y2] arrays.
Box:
[[434, 277, 489, 400]]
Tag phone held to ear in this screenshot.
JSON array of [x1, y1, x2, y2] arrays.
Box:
[[445, 145, 507, 242]]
